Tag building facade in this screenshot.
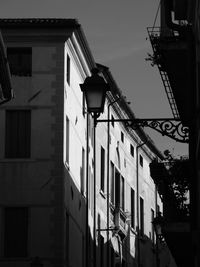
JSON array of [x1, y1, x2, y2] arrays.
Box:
[[147, 1, 200, 266], [0, 18, 174, 267]]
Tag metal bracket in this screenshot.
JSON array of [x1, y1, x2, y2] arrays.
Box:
[[96, 118, 189, 143]]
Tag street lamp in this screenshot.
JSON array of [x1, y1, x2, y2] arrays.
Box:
[[152, 212, 165, 267], [152, 212, 165, 242], [80, 68, 109, 119]]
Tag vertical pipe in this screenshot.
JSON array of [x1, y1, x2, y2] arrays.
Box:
[[136, 141, 146, 267], [155, 185, 160, 267], [86, 113, 89, 267], [93, 117, 97, 267], [106, 104, 110, 267]]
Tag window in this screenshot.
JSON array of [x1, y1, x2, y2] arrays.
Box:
[[140, 197, 144, 235], [151, 209, 155, 243], [115, 169, 120, 209], [66, 116, 70, 164], [139, 155, 143, 167], [67, 54, 70, 85], [4, 207, 28, 257], [7, 47, 32, 76], [100, 235, 104, 267], [156, 204, 160, 215], [5, 110, 31, 158], [130, 144, 134, 157], [121, 131, 124, 143], [110, 161, 115, 204], [110, 247, 115, 267], [114, 169, 125, 211], [66, 212, 69, 265], [131, 188, 135, 228], [82, 92, 86, 117], [111, 115, 115, 127], [81, 148, 85, 194], [100, 146, 105, 192], [120, 176, 125, 210]]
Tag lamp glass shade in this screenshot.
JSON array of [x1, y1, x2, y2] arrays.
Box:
[[154, 223, 162, 236], [84, 85, 107, 113]]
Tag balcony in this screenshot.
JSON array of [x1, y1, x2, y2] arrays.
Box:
[[111, 205, 128, 240], [150, 157, 191, 266], [147, 27, 194, 126]]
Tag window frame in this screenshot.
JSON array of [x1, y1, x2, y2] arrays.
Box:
[[140, 197, 144, 235], [5, 109, 31, 158], [65, 116, 70, 165], [7, 47, 32, 76], [139, 154, 143, 167], [121, 131, 124, 143], [66, 54, 70, 85], [4, 207, 29, 258], [100, 146, 105, 192], [130, 144, 134, 157], [131, 188, 135, 229]]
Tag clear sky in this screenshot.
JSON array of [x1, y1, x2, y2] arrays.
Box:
[[0, 0, 188, 156]]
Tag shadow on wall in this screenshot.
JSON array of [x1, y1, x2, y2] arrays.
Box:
[[65, 169, 176, 267]]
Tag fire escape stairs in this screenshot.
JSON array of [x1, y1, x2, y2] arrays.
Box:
[[147, 27, 180, 120]]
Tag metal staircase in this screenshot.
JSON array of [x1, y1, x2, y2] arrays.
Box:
[[147, 27, 180, 119]]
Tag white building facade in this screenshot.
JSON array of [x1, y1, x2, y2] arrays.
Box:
[[0, 19, 175, 267]]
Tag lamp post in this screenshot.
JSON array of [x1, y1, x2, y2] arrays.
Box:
[[152, 212, 165, 267], [80, 68, 110, 267], [152, 212, 165, 242]]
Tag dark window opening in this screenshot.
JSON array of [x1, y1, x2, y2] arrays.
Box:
[[131, 188, 135, 228], [121, 131, 124, 143], [81, 147, 85, 194], [110, 161, 115, 204], [151, 209, 155, 243], [4, 207, 28, 257], [66, 116, 70, 164], [156, 204, 160, 215], [140, 197, 144, 235], [111, 115, 115, 127], [100, 146, 105, 192], [120, 176, 125, 210], [130, 144, 134, 157], [100, 235, 104, 267], [7, 47, 32, 76], [5, 110, 31, 158], [115, 170, 120, 209], [139, 155, 143, 167], [67, 54, 70, 85]]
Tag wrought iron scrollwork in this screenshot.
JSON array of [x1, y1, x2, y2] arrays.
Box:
[[128, 119, 189, 143], [96, 118, 189, 143]]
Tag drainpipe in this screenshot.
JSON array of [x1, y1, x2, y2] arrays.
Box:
[[106, 97, 121, 267], [93, 118, 97, 267], [136, 141, 147, 267], [86, 113, 89, 267], [155, 184, 160, 267]]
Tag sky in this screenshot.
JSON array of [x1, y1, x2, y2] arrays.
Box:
[[0, 0, 188, 156]]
